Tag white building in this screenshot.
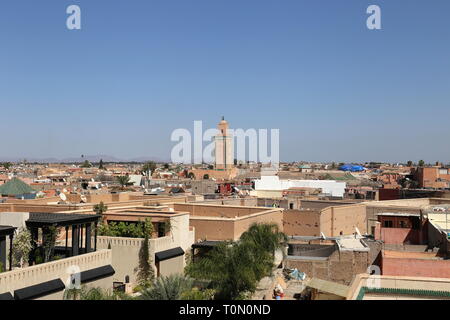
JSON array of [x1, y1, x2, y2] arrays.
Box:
[[254, 176, 346, 198]]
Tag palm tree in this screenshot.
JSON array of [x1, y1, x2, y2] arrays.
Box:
[[93, 201, 108, 224], [186, 241, 259, 300], [186, 223, 288, 299], [93, 201, 108, 216], [140, 274, 194, 300], [240, 223, 288, 277], [116, 175, 131, 190], [240, 223, 287, 256], [142, 161, 156, 175]]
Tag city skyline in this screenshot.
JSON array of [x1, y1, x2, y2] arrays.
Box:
[[1, 0, 449, 163]]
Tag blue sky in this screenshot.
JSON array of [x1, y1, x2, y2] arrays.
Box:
[[1, 0, 449, 163]]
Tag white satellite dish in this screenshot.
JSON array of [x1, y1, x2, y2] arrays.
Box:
[[62, 188, 68, 193], [80, 195, 87, 203], [59, 193, 67, 201]]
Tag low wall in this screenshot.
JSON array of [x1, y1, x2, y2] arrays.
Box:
[[96, 234, 191, 285], [189, 208, 283, 241], [0, 249, 113, 299], [285, 249, 369, 285], [380, 228, 423, 245], [382, 256, 450, 278]]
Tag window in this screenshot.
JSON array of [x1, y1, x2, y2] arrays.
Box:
[[158, 223, 166, 237], [383, 220, 393, 228], [399, 221, 406, 228], [289, 203, 294, 210]]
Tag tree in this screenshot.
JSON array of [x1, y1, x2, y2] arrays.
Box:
[[43, 226, 59, 262], [116, 175, 131, 190], [163, 163, 170, 169], [64, 286, 131, 300], [142, 161, 156, 175], [240, 223, 287, 256], [185, 241, 259, 300], [93, 201, 108, 219], [80, 160, 92, 168], [98, 159, 105, 170], [12, 227, 33, 268], [407, 160, 413, 167], [1, 162, 12, 170], [136, 219, 155, 288], [418, 160, 425, 167], [140, 274, 194, 300], [180, 287, 215, 300], [187, 172, 195, 179], [186, 223, 288, 300], [203, 174, 209, 180], [240, 223, 287, 277]]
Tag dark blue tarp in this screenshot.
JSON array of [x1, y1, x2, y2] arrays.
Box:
[[339, 164, 365, 172]]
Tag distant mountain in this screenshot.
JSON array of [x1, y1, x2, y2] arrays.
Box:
[[0, 155, 170, 163]]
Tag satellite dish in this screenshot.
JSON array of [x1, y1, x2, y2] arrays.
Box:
[[80, 195, 87, 203], [59, 193, 67, 201], [62, 188, 68, 193]]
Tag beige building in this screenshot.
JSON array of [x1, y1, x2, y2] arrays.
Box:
[[172, 203, 283, 241], [214, 117, 233, 170]]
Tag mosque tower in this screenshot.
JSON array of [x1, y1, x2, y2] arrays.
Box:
[[214, 116, 233, 170]]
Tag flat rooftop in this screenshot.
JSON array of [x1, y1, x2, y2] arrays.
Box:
[[383, 250, 444, 260], [337, 237, 368, 251]]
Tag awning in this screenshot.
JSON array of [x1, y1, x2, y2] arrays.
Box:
[[306, 278, 349, 298], [155, 247, 184, 262], [80, 265, 115, 283], [0, 292, 14, 300], [14, 279, 65, 300]]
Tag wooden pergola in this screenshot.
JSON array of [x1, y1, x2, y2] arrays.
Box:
[[25, 212, 100, 264], [0, 225, 16, 271]]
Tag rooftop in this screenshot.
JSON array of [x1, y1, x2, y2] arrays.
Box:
[[0, 178, 37, 196], [26, 212, 100, 227]]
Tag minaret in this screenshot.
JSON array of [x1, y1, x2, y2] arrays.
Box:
[[215, 116, 233, 170]]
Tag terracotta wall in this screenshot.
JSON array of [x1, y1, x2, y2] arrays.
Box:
[[173, 203, 265, 218], [379, 228, 423, 245], [285, 249, 369, 285], [320, 204, 367, 237], [190, 209, 283, 241], [283, 210, 320, 236]]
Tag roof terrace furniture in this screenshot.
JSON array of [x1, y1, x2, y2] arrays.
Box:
[[25, 213, 100, 264], [0, 225, 16, 271]]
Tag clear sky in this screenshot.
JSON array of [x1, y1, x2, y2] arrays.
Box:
[[1, 0, 449, 163]]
